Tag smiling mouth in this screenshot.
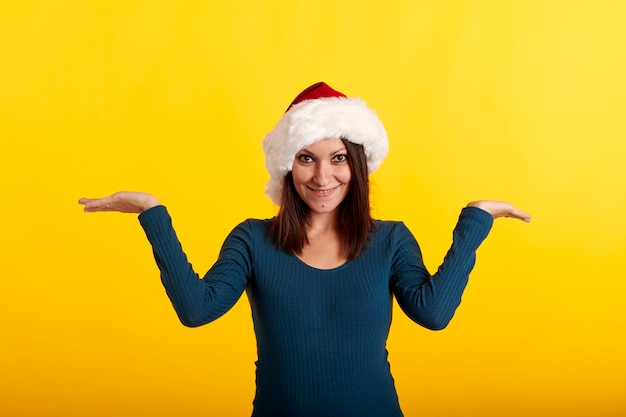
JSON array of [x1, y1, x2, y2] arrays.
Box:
[[308, 185, 340, 196]]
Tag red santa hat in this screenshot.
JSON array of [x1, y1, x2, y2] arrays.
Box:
[[262, 82, 389, 205]]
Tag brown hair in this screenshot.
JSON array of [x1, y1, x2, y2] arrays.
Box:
[[269, 138, 375, 260]]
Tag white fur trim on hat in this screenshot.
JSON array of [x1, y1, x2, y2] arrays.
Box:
[[262, 96, 388, 205]]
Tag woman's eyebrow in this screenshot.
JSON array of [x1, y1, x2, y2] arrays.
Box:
[[331, 147, 348, 155], [299, 147, 347, 156]]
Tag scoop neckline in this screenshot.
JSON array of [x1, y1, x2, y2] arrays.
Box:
[[292, 253, 352, 272]]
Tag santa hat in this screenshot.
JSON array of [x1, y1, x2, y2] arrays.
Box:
[[262, 82, 389, 205]]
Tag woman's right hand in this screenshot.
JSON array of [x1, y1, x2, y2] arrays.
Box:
[[466, 200, 531, 222], [78, 191, 161, 214]]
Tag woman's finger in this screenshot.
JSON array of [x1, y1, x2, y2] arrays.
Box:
[[78, 197, 117, 211], [506, 207, 532, 222], [78, 192, 159, 213]]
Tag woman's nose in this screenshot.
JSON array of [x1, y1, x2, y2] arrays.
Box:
[[313, 162, 332, 186]]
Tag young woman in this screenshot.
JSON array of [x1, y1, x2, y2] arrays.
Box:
[[79, 82, 530, 417]]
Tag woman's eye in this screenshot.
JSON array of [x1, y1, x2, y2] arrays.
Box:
[[333, 154, 348, 162], [298, 154, 313, 163]]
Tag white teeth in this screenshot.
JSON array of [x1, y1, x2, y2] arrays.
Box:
[[311, 186, 337, 194]]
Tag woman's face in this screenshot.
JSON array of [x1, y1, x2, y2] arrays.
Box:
[[291, 137, 352, 216]]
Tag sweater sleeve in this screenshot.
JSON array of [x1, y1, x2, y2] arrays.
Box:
[[390, 206, 493, 330], [138, 206, 251, 327]]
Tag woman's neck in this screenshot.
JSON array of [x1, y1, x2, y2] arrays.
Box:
[[299, 211, 347, 269], [306, 211, 340, 235]]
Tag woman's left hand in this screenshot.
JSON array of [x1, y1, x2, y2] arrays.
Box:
[[466, 200, 531, 222], [78, 191, 160, 214]]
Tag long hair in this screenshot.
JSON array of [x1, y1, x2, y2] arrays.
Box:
[[269, 138, 375, 260]]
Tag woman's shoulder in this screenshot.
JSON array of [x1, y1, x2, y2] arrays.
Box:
[[240, 217, 273, 229], [372, 219, 414, 242], [228, 217, 274, 240], [373, 219, 409, 231]]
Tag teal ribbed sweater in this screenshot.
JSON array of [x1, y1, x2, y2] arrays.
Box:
[[139, 206, 493, 417]]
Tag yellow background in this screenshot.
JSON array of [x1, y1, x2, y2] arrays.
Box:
[[2, 1, 625, 416]]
